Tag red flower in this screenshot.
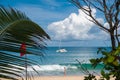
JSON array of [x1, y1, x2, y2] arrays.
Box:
[[20, 43, 26, 56]]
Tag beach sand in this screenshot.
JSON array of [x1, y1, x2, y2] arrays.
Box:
[[18, 76, 88, 80], [18, 76, 104, 80], [1, 75, 115, 80]]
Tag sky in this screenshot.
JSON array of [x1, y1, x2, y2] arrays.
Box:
[[0, 0, 112, 47]]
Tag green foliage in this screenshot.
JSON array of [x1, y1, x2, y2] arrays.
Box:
[[76, 59, 97, 80], [0, 6, 50, 79], [90, 45, 120, 80], [78, 45, 120, 80], [100, 70, 110, 80], [84, 74, 97, 80], [90, 58, 102, 68], [114, 45, 120, 55]]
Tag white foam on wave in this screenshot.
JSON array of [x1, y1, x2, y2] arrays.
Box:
[[27, 64, 77, 72]]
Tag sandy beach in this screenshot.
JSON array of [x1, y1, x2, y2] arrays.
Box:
[[1, 75, 115, 80], [0, 76, 93, 80], [19, 75, 104, 80], [18, 76, 91, 80], [0, 76, 76, 80], [35, 76, 114, 80]]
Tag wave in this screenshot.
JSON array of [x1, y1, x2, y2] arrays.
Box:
[[27, 63, 103, 72], [27, 64, 77, 72]]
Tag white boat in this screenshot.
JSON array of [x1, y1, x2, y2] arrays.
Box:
[[56, 48, 67, 53], [56, 40, 67, 53]]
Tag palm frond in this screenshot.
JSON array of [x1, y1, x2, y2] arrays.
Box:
[[0, 6, 50, 54], [0, 6, 50, 79], [0, 6, 29, 30]]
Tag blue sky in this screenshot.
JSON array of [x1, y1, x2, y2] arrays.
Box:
[[0, 0, 112, 47]]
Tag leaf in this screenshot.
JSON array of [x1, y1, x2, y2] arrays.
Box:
[[114, 45, 120, 55], [97, 47, 106, 54], [101, 70, 105, 77], [107, 56, 115, 63], [90, 58, 101, 68], [101, 51, 109, 56], [90, 59, 96, 63], [101, 70, 110, 80], [103, 57, 108, 64], [112, 60, 119, 66]]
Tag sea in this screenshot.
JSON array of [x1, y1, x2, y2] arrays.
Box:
[[26, 47, 111, 76]]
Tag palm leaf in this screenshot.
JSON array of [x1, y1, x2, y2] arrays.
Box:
[[0, 6, 50, 79]]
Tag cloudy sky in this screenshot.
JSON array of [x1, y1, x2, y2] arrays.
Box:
[[0, 0, 112, 47]]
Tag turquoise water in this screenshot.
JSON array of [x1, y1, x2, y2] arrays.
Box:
[[26, 47, 111, 76]]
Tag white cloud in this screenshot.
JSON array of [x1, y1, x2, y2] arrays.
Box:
[[104, 22, 109, 29], [47, 8, 109, 40]]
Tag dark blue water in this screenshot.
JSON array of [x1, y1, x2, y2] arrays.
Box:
[[42, 47, 102, 64]]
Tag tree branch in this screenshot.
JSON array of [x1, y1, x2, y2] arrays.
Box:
[[88, 19, 109, 33], [69, 0, 110, 32], [89, 11, 110, 32], [86, 0, 104, 12], [115, 26, 120, 44], [112, 0, 120, 30]]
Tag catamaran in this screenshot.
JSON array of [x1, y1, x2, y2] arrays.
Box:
[[56, 40, 67, 53], [56, 48, 67, 53]]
